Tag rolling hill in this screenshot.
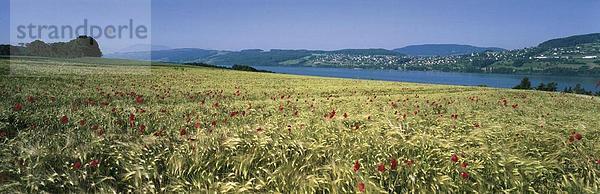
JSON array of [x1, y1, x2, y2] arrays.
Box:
[[538, 33, 600, 49]]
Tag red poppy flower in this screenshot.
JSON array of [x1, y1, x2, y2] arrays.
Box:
[[377, 163, 385, 173], [390, 158, 398, 170], [89, 159, 100, 168], [569, 132, 583, 142], [194, 122, 201, 129], [26, 96, 35, 103], [129, 113, 135, 122], [357, 182, 365, 192], [60, 115, 69, 124], [139, 124, 146, 134], [229, 111, 239, 117], [451, 154, 459, 163], [135, 95, 144, 104], [343, 112, 348, 119], [327, 109, 336, 119], [211, 120, 217, 127], [179, 128, 187, 136], [460, 162, 468, 168], [596, 159, 600, 165], [353, 160, 360, 172], [129, 113, 136, 128], [79, 119, 86, 126], [460, 172, 469, 179], [13, 103, 23, 111], [256, 127, 263, 132], [73, 161, 82, 170], [512, 104, 518, 109]]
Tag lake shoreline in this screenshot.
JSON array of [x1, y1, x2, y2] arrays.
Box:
[[251, 65, 600, 92]]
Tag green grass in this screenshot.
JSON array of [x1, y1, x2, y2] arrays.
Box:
[[1, 58, 599, 193]]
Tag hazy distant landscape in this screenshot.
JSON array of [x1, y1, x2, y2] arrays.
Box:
[[106, 33, 600, 76]]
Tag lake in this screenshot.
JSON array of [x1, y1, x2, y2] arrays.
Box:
[[252, 65, 600, 92]]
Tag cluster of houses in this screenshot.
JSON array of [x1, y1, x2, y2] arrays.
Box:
[[308, 54, 405, 67], [533, 46, 599, 59], [404, 56, 460, 66]]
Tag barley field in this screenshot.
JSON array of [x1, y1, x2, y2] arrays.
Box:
[[1, 57, 599, 193]]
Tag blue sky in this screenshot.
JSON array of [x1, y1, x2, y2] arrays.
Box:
[[2, 0, 600, 52]]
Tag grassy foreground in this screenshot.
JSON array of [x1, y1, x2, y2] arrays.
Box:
[[1, 57, 599, 193]]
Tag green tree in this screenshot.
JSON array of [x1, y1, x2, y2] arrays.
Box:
[[513, 77, 532, 90], [536, 82, 558, 92], [572, 84, 591, 95], [20, 36, 102, 58], [536, 83, 546, 91], [26, 40, 53, 57], [563, 87, 573, 93], [545, 82, 558, 92]]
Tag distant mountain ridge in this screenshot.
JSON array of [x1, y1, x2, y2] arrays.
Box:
[[392, 44, 506, 56], [106, 48, 221, 62], [116, 44, 171, 53]]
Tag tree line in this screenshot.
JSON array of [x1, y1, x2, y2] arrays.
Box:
[[183, 62, 273, 73], [513, 77, 600, 96], [0, 36, 102, 58]]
